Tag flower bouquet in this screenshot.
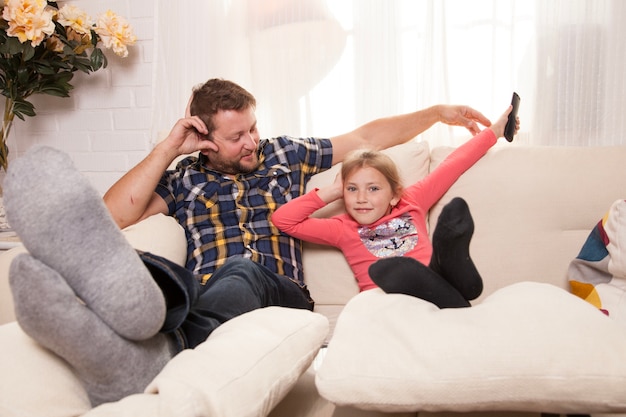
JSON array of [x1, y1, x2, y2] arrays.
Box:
[[0, 0, 136, 171]]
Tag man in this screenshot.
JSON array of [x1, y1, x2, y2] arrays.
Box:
[[4, 78, 491, 406]]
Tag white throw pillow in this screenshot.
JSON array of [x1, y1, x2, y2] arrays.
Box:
[[316, 282, 626, 414], [0, 307, 328, 417], [122, 213, 188, 266], [86, 307, 328, 417]]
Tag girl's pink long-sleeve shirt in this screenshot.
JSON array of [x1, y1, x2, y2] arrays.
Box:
[[272, 129, 497, 291]]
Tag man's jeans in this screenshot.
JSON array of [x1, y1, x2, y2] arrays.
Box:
[[139, 252, 314, 352]]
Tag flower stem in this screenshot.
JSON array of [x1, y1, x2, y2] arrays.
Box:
[[1, 97, 15, 172]]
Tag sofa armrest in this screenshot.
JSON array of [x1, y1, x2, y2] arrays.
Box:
[[0, 321, 91, 416], [0, 246, 26, 325]]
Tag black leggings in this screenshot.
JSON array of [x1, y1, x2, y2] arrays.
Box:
[[368, 197, 482, 308]]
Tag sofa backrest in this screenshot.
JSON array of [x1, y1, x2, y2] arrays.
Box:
[[429, 144, 626, 302], [304, 141, 626, 335]]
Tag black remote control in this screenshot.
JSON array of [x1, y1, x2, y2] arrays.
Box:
[[504, 92, 520, 142]]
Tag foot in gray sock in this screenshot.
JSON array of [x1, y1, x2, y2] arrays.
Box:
[[3, 146, 165, 340], [10, 253, 174, 406]]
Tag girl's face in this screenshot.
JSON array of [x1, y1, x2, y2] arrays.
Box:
[[343, 166, 400, 225]]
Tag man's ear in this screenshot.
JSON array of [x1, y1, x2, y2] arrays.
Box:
[[199, 139, 219, 154]]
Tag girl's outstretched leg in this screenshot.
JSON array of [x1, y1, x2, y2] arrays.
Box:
[[429, 197, 483, 301], [369, 256, 470, 308]]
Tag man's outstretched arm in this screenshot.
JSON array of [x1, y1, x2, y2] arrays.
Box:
[[329, 104, 492, 165]]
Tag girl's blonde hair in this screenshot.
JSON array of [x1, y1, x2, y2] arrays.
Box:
[[341, 149, 403, 196]]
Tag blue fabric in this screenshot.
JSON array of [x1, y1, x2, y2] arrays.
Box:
[[139, 252, 313, 351], [576, 222, 610, 262]]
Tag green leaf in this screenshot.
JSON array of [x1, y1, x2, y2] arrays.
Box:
[[55, 72, 75, 84], [90, 29, 99, 48], [33, 61, 57, 75], [39, 86, 72, 97], [12, 99, 36, 120], [91, 48, 107, 70], [69, 55, 94, 73], [1, 37, 25, 55], [62, 43, 76, 56], [22, 44, 35, 61], [16, 67, 30, 85]]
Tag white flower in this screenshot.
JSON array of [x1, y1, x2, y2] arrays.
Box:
[[95, 10, 137, 58], [2, 0, 55, 46], [57, 4, 93, 39]]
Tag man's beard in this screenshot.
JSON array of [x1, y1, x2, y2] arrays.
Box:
[[206, 152, 260, 175]]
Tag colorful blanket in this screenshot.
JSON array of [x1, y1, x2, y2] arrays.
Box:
[[568, 199, 626, 328]]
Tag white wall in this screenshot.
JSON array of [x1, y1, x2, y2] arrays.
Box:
[[6, 0, 157, 195]]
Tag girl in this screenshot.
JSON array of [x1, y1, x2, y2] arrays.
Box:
[[272, 107, 517, 308]]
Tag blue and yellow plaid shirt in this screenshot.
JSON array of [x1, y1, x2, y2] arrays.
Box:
[[156, 136, 333, 284]]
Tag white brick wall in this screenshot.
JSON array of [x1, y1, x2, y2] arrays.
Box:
[[6, 0, 157, 195]]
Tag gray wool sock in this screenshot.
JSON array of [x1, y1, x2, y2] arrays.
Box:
[[10, 253, 174, 406], [3, 145, 165, 340]]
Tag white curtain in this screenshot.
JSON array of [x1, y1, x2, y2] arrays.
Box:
[[153, 0, 626, 147]]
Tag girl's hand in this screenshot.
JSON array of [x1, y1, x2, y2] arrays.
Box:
[[490, 106, 520, 139], [317, 172, 345, 203]]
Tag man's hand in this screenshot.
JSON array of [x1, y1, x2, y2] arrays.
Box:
[[438, 105, 492, 136], [163, 116, 216, 156]]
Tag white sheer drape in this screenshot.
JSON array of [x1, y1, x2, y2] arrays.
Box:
[[533, 0, 626, 145], [153, 0, 626, 147]]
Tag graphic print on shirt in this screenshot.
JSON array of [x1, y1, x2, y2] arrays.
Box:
[[358, 213, 418, 258]]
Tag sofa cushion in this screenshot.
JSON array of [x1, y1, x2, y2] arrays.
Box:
[[0, 321, 91, 417], [315, 283, 626, 414], [0, 307, 328, 417], [121, 213, 188, 266], [429, 145, 626, 299]]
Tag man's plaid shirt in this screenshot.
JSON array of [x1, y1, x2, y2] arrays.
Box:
[[156, 136, 333, 284]]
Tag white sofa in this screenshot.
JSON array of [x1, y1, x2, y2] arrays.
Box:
[[2, 139, 626, 417]]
